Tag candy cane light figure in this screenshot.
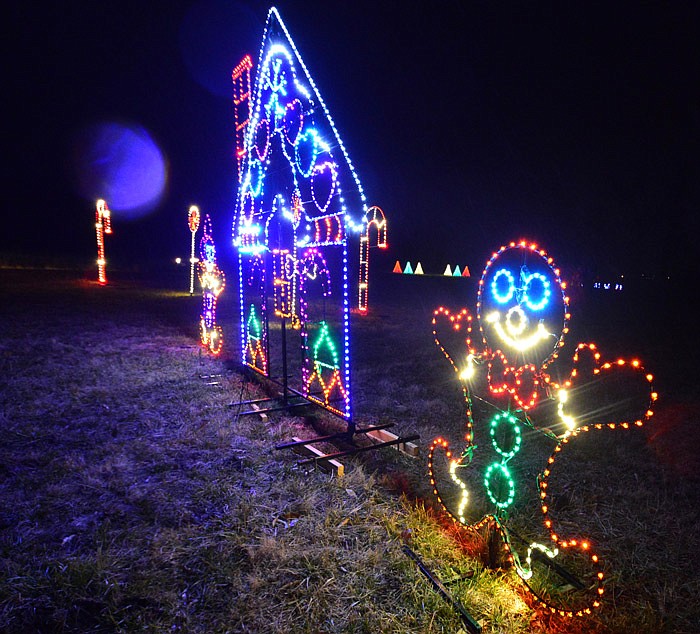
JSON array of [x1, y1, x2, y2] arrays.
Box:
[[95, 199, 112, 285], [188, 205, 201, 294], [358, 205, 387, 312]]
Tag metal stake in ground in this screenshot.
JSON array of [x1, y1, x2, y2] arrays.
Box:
[[402, 545, 482, 634]]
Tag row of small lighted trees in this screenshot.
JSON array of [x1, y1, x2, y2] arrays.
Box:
[[393, 261, 472, 276]]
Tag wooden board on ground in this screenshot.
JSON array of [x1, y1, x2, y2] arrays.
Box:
[[250, 402, 268, 421], [291, 437, 344, 476], [366, 427, 420, 457]]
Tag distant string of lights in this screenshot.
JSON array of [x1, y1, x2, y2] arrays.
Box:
[[428, 240, 658, 617]]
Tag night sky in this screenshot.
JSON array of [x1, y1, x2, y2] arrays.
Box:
[[6, 1, 699, 278]]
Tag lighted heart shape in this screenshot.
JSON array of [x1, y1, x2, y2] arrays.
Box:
[[310, 161, 337, 213], [283, 98, 303, 146], [254, 118, 271, 161], [247, 159, 265, 198], [431, 306, 475, 376], [486, 349, 513, 395], [511, 364, 541, 410], [295, 128, 319, 178], [546, 344, 657, 434]]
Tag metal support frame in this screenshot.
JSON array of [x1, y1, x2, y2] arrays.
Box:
[[231, 316, 346, 419], [275, 422, 395, 450], [295, 432, 420, 467], [231, 392, 312, 417], [402, 545, 482, 633], [230, 314, 420, 465]]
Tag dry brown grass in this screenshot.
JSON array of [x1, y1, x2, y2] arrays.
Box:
[[0, 269, 698, 633]]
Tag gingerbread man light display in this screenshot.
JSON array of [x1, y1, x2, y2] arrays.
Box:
[[429, 240, 657, 617]]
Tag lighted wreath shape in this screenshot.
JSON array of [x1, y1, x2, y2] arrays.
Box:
[[428, 240, 657, 618]]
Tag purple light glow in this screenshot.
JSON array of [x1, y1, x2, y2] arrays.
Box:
[[71, 121, 168, 219]]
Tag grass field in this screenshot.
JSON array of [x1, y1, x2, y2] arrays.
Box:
[[1, 268, 698, 633]]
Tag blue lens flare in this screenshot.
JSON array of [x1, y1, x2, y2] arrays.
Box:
[[71, 121, 168, 218]]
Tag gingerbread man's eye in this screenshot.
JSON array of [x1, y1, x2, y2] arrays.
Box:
[[522, 272, 551, 311], [491, 268, 516, 304]]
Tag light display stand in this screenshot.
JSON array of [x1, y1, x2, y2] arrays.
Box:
[[402, 545, 482, 634], [229, 7, 416, 466], [428, 240, 657, 618], [233, 314, 312, 416], [233, 310, 419, 466]]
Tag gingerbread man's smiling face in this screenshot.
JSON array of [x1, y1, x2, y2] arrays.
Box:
[[477, 241, 570, 371]]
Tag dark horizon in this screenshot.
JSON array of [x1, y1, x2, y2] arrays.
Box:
[[6, 1, 699, 279]]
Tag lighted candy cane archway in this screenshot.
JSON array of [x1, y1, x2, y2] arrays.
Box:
[[232, 7, 386, 420], [358, 206, 387, 313], [428, 240, 658, 617]]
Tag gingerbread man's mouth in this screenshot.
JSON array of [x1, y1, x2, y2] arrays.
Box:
[[485, 307, 550, 351]]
